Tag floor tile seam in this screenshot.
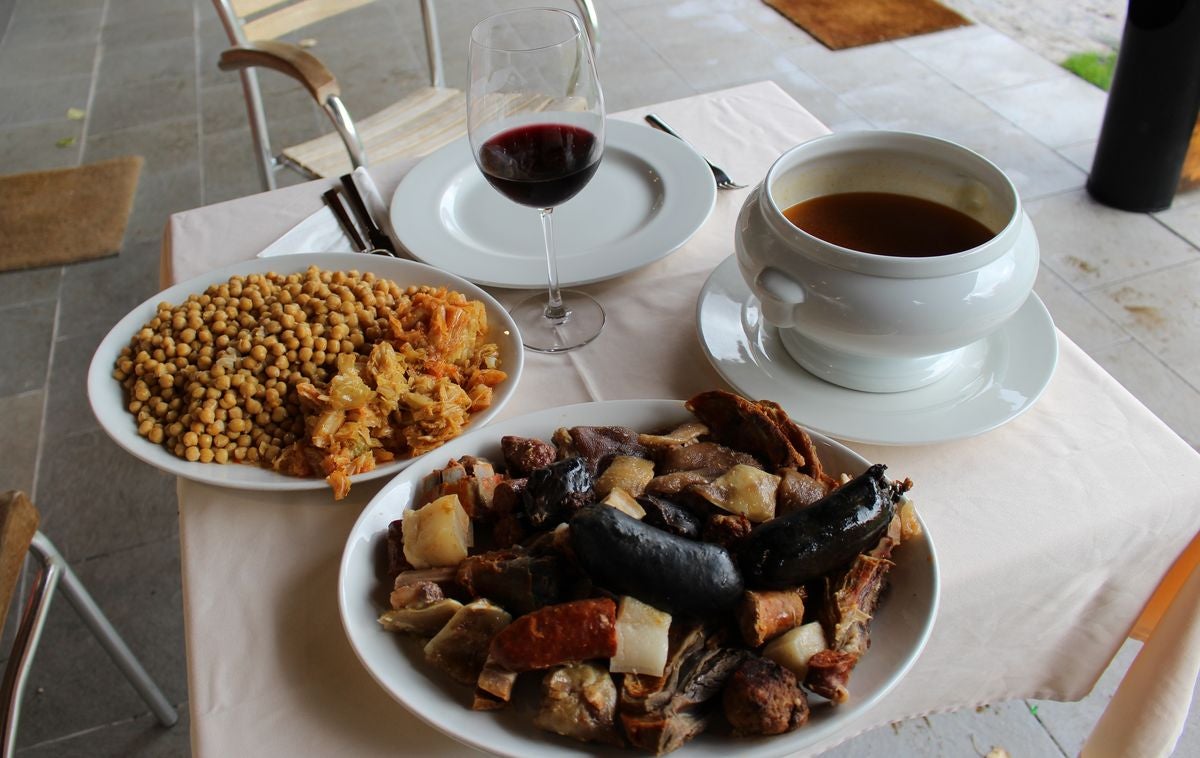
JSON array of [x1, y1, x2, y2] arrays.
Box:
[[71, 532, 183, 571], [1020, 178, 1091, 205], [1106, 328, 1200, 397], [13, 699, 190, 754], [0, 0, 12, 46], [604, 0, 709, 89], [1037, 267, 1135, 354], [1021, 697, 1075, 757], [1071, 259, 1200, 396], [962, 68, 1075, 98], [0, 387, 44, 406], [844, 40, 1057, 144], [0, 67, 98, 89], [1074, 254, 1200, 296], [1149, 211, 1200, 254], [0, 296, 58, 315], [900, 36, 1101, 157], [191, 0, 205, 194], [73, 0, 109, 165], [895, 25, 1076, 97], [28, 271, 65, 505], [84, 109, 207, 146]]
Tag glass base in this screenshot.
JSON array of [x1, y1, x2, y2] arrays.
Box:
[[510, 290, 605, 353]]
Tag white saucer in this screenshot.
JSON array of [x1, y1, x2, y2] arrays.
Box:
[[390, 119, 716, 289], [696, 256, 1058, 446]]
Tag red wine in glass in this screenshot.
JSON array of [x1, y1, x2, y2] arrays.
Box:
[[468, 7, 606, 353], [478, 124, 601, 208]]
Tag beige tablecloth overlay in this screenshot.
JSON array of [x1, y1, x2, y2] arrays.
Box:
[[164, 82, 1200, 756]]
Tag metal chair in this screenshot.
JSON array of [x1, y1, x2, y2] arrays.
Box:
[[211, 0, 601, 191], [0, 491, 177, 756]]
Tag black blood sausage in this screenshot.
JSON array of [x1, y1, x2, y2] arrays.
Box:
[[738, 464, 897, 589], [569, 505, 744, 617]]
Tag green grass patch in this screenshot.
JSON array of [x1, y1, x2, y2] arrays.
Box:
[[1062, 50, 1118, 91]]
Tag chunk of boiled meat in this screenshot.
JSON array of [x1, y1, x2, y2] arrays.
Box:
[[523, 457, 594, 528], [501, 435, 557, 477], [776, 468, 831, 516], [637, 494, 702, 539], [659, 441, 761, 475], [722, 656, 809, 736], [455, 547, 564, 616], [533, 663, 624, 746], [803, 649, 856, 703], [554, 425, 647, 474], [619, 625, 749, 754]]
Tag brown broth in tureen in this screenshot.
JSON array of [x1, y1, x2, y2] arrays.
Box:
[[782, 191, 995, 257]]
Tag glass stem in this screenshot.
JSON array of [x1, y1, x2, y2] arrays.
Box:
[[539, 207, 568, 322]]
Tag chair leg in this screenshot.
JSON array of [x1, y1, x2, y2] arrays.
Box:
[[420, 0, 445, 89], [573, 0, 600, 54], [0, 557, 60, 758], [28, 534, 178, 728]]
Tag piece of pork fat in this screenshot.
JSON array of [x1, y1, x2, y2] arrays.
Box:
[[533, 663, 624, 746], [637, 421, 708, 449], [423, 600, 512, 685], [473, 655, 519, 711], [620, 625, 750, 754]]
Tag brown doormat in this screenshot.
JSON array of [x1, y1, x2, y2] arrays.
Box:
[[0, 155, 143, 273], [765, 0, 971, 50]]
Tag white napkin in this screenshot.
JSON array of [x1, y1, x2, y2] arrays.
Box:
[[256, 168, 399, 258], [256, 205, 358, 258]]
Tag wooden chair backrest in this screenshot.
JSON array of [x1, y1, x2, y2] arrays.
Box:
[[224, 0, 383, 42], [0, 492, 39, 638]]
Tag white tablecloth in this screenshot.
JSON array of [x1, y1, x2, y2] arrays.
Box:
[[163, 82, 1200, 757]]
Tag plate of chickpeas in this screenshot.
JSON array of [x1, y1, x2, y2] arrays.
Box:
[[87, 253, 524, 495]]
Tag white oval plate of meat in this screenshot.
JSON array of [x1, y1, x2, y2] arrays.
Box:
[[338, 398, 940, 756]]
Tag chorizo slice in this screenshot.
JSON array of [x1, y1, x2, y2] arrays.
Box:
[[487, 598, 618, 672]]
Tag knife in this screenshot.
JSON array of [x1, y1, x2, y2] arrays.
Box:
[[321, 188, 366, 251], [339, 173, 396, 256]]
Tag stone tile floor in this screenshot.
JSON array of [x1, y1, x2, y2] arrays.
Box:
[[0, 0, 1197, 754]]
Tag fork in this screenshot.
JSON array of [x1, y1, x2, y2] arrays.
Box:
[[644, 113, 747, 190]]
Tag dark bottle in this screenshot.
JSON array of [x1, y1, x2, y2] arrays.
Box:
[[1087, 0, 1200, 212]]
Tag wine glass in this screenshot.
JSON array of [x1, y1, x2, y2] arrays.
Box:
[[467, 7, 606, 353]]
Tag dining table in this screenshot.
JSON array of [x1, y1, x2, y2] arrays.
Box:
[[160, 81, 1200, 757]]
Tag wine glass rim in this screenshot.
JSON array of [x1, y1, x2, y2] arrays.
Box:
[[470, 7, 584, 52]]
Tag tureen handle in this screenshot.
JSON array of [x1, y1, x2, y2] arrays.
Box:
[[754, 267, 806, 329]]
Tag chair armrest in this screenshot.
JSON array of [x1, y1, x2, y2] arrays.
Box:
[[218, 40, 340, 105]]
